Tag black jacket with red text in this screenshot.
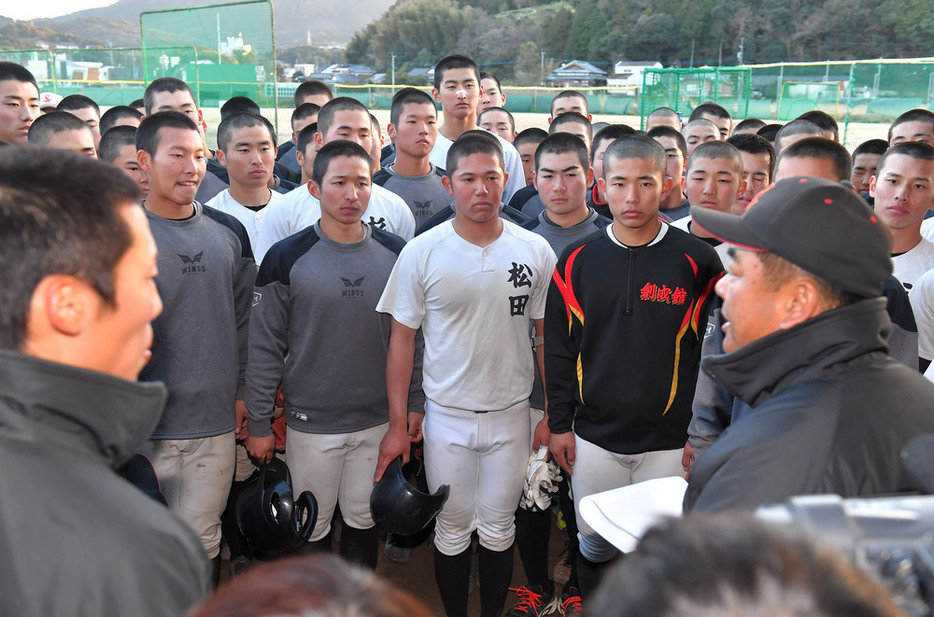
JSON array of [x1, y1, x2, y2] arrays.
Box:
[[545, 224, 723, 454]]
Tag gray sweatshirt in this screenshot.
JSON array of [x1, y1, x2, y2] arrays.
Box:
[[141, 202, 256, 439], [246, 223, 418, 436]]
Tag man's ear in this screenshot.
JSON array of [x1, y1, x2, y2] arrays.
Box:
[[661, 175, 674, 200], [869, 175, 877, 198], [37, 275, 96, 337], [432, 89, 442, 104], [442, 174, 453, 196], [779, 278, 823, 330], [387, 123, 397, 143], [137, 149, 152, 175], [216, 149, 227, 168], [308, 180, 322, 200]]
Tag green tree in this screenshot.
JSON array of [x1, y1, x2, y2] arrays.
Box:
[[514, 41, 542, 85]]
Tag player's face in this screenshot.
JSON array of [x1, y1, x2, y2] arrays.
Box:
[[311, 154, 372, 228], [652, 135, 685, 190], [698, 112, 731, 139], [601, 156, 667, 232], [534, 151, 591, 218], [85, 203, 163, 380], [890, 121, 934, 147], [774, 156, 840, 182], [717, 249, 791, 353], [852, 152, 882, 194], [517, 141, 537, 186], [443, 152, 506, 225], [389, 102, 437, 158], [219, 124, 276, 189], [113, 143, 148, 197], [139, 127, 205, 206], [319, 109, 373, 155], [291, 113, 317, 142], [591, 138, 615, 181], [0, 78, 40, 144], [683, 157, 744, 213], [65, 106, 101, 148], [148, 90, 203, 127], [47, 128, 98, 158], [433, 68, 480, 120], [735, 150, 771, 213], [552, 122, 591, 151], [870, 153, 934, 232], [646, 115, 681, 132], [683, 125, 719, 156], [551, 95, 588, 120], [478, 109, 514, 143], [298, 93, 330, 108], [478, 78, 505, 113]]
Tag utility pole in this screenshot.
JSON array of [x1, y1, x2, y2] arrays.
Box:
[[737, 37, 744, 65], [540, 48, 545, 86]]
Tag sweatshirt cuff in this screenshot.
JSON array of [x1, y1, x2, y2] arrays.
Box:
[[248, 417, 273, 438]]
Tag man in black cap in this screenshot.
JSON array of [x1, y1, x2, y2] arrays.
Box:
[[683, 176, 934, 513]]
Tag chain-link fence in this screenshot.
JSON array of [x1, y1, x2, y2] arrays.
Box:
[[640, 59, 934, 141], [140, 0, 275, 123]]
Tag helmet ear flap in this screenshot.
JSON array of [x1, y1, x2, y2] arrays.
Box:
[[370, 456, 450, 536], [236, 458, 317, 557]]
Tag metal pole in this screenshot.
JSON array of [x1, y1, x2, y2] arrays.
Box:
[[391, 53, 395, 90]]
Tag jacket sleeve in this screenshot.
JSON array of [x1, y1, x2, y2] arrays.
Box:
[[688, 308, 734, 460], [544, 251, 581, 434], [245, 271, 290, 438], [234, 244, 257, 402]]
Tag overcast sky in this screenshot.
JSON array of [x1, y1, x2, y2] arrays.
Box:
[[3, 1, 118, 20]]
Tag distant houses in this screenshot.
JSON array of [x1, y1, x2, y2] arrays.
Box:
[[545, 60, 607, 88]]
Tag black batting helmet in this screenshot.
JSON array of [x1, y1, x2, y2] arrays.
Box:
[[370, 456, 449, 536], [236, 458, 317, 556]]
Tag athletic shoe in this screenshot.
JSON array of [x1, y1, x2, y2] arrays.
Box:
[[506, 583, 559, 616], [560, 586, 582, 616]]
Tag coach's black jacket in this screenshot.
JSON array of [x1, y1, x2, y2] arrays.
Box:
[[684, 298, 934, 513], [0, 351, 210, 616]]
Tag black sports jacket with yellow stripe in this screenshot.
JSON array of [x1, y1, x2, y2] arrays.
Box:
[[545, 224, 723, 454]]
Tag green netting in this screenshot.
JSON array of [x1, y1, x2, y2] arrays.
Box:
[[639, 67, 753, 128], [140, 0, 275, 123]]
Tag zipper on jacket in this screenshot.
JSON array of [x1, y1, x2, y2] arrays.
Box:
[[625, 248, 635, 315]]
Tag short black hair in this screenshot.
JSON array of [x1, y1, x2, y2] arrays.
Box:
[[726, 132, 775, 177], [479, 107, 516, 133], [136, 110, 200, 156], [446, 130, 504, 179], [0, 148, 139, 350], [853, 139, 888, 158], [550, 90, 589, 117], [296, 122, 318, 155], [433, 55, 480, 91], [99, 125, 138, 163], [316, 97, 369, 139], [28, 111, 92, 145], [774, 119, 823, 154], [877, 141, 934, 176], [220, 96, 260, 121], [100, 105, 143, 136], [591, 124, 637, 160], [534, 132, 590, 172], [689, 101, 731, 122], [390, 87, 436, 126], [603, 135, 667, 178], [216, 112, 276, 152], [777, 136, 852, 182], [686, 140, 744, 174], [796, 110, 839, 140], [888, 108, 934, 144], [129, 98, 145, 110], [648, 106, 679, 121], [514, 127, 548, 150], [369, 112, 381, 137], [549, 112, 592, 141], [479, 71, 502, 92], [757, 123, 783, 143], [57, 94, 100, 118], [647, 126, 687, 160], [0, 61, 39, 91], [292, 102, 320, 129], [294, 79, 333, 107], [311, 139, 372, 186], [733, 118, 766, 133], [144, 77, 196, 115]]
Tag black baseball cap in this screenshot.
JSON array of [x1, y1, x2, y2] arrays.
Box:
[[690, 176, 892, 298]]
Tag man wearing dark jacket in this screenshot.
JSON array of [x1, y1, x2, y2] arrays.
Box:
[[684, 177, 934, 512], [0, 149, 210, 616]]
